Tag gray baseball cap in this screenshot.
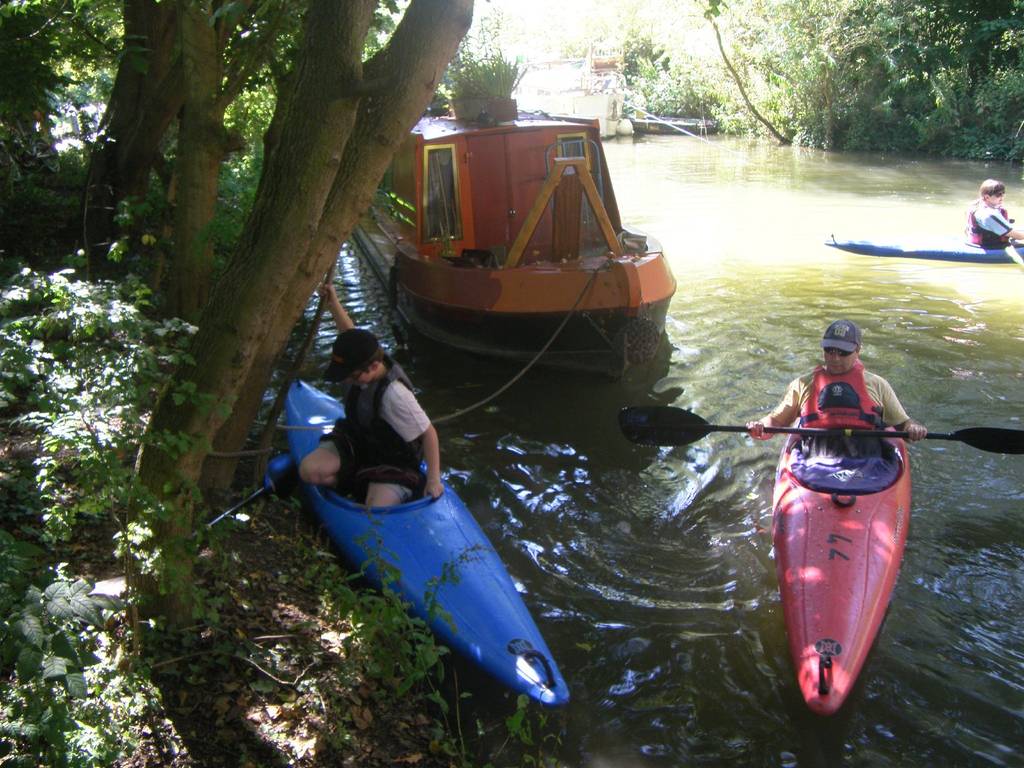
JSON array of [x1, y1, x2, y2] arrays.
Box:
[[821, 319, 862, 352]]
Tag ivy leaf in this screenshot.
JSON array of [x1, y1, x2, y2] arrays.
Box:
[[43, 579, 102, 626], [15, 611, 45, 648], [64, 671, 88, 698], [41, 654, 69, 680], [16, 645, 43, 679], [50, 630, 81, 667]]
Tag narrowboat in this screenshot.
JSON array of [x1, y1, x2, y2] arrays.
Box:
[[352, 113, 677, 376]]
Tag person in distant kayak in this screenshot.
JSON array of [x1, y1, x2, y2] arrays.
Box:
[[967, 179, 1024, 248], [298, 283, 443, 505], [745, 319, 927, 451]]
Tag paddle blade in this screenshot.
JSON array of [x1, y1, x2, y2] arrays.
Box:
[[950, 427, 1024, 454], [618, 406, 713, 446]]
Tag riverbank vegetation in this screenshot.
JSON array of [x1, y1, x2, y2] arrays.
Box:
[[492, 0, 1024, 159], [1, 0, 1020, 764]]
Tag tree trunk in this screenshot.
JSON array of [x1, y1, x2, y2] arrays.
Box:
[[199, 0, 475, 492], [83, 0, 183, 253], [711, 20, 793, 146], [139, 0, 474, 625], [167, 0, 229, 322]]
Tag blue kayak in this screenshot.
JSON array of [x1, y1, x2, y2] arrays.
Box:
[[825, 235, 1023, 264], [283, 380, 569, 707]]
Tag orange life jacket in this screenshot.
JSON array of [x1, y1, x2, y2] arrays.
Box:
[[799, 362, 884, 430]]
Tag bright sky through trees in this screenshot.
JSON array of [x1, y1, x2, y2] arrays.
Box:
[[471, 0, 710, 61]]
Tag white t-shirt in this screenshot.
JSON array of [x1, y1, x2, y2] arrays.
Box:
[[376, 380, 430, 441]]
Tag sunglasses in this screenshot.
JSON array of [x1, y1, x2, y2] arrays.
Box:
[[823, 347, 853, 357]]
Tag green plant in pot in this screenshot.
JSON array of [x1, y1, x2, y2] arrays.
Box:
[[449, 51, 524, 123]]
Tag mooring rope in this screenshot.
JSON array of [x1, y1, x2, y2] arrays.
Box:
[[208, 258, 607, 457], [431, 264, 605, 425]]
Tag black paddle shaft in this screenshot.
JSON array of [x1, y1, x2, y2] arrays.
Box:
[[618, 406, 1024, 454]]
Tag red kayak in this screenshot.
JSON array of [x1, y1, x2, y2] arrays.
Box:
[[772, 432, 911, 715]]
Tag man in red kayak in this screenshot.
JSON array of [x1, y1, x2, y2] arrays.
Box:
[[746, 319, 927, 448], [967, 179, 1024, 249], [299, 283, 444, 505]]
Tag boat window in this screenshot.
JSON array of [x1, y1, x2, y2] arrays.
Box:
[[553, 132, 603, 198], [423, 144, 462, 241], [556, 133, 589, 166]]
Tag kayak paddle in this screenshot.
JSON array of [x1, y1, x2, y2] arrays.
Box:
[[618, 406, 1024, 454], [1006, 242, 1024, 268], [207, 453, 299, 527]]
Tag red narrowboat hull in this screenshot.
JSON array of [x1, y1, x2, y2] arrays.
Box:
[[772, 435, 911, 715], [394, 252, 673, 374]]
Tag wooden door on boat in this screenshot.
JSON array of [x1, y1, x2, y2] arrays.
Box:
[[466, 132, 555, 263], [465, 134, 509, 250]]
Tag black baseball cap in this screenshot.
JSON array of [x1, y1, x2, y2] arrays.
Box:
[[324, 329, 380, 382]]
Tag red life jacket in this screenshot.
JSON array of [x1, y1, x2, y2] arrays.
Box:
[[967, 201, 1010, 248], [799, 362, 884, 430]]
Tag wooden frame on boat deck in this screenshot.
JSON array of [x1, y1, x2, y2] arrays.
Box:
[[504, 156, 623, 268]]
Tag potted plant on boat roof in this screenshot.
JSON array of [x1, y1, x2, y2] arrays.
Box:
[[447, 48, 525, 123]]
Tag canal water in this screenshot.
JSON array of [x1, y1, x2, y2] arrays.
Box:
[[310, 136, 1024, 766]]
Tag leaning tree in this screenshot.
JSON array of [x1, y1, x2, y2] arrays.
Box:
[[135, 0, 474, 625]]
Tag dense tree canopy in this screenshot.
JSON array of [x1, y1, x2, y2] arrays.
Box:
[[2, 0, 474, 643], [482, 0, 1023, 157]]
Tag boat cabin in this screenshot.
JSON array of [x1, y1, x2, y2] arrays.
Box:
[[382, 115, 629, 269]]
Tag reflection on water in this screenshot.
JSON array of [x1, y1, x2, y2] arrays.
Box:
[[302, 137, 1024, 766]]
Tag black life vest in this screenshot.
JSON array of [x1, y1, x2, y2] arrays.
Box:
[[799, 362, 884, 430], [333, 358, 424, 493], [967, 201, 1010, 248]]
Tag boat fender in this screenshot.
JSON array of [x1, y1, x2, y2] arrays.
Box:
[[620, 317, 661, 366]]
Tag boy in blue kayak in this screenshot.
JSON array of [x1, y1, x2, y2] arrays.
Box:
[[298, 283, 443, 506], [967, 179, 1024, 249]]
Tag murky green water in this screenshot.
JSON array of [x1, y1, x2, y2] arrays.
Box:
[[306, 135, 1024, 766]]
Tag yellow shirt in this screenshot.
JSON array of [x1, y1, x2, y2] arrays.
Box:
[[769, 368, 910, 428]]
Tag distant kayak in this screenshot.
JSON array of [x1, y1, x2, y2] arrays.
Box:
[[826, 235, 1023, 264], [284, 380, 569, 706]]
